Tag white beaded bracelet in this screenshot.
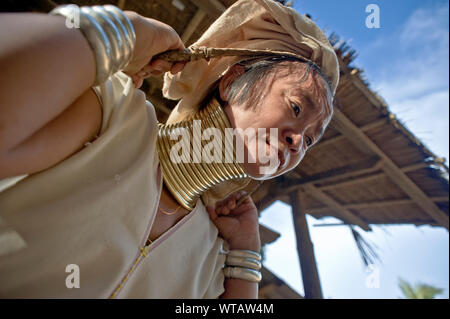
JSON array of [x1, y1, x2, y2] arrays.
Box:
[[50, 4, 136, 85]]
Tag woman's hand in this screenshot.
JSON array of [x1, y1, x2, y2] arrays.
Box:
[[206, 191, 261, 252], [124, 12, 186, 88]]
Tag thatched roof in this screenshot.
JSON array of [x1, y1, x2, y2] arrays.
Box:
[[259, 267, 303, 299]]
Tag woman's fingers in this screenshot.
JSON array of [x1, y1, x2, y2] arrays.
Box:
[[150, 59, 172, 72], [133, 59, 185, 82], [206, 205, 218, 221], [146, 59, 184, 75], [129, 59, 184, 87], [217, 203, 230, 215], [137, 59, 170, 76], [227, 199, 236, 210], [214, 191, 247, 216], [170, 62, 186, 74]]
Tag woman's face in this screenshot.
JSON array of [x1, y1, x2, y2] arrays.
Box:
[[221, 63, 333, 180]]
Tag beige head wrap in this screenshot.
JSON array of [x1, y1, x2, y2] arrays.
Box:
[[162, 0, 339, 207]]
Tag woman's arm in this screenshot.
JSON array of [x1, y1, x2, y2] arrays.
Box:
[[0, 88, 101, 179], [0, 9, 185, 179], [0, 13, 96, 156], [220, 240, 261, 299], [207, 192, 262, 299]]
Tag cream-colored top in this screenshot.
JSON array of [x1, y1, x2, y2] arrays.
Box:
[[0, 72, 227, 298]]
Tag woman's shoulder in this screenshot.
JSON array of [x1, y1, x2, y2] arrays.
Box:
[[93, 72, 157, 135]]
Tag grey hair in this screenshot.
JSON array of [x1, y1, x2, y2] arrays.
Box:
[[223, 55, 333, 114]]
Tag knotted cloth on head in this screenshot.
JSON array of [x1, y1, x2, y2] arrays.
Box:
[[162, 0, 340, 208]]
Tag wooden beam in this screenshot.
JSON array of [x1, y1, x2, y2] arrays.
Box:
[[346, 197, 448, 209], [285, 156, 381, 189], [259, 224, 280, 246], [290, 190, 323, 299], [189, 0, 226, 19], [316, 161, 439, 191], [307, 199, 413, 214], [314, 219, 439, 227], [305, 206, 331, 215], [307, 196, 448, 215], [333, 107, 449, 228], [432, 196, 450, 202], [181, 9, 206, 43], [400, 161, 433, 172], [346, 199, 413, 209], [358, 117, 389, 132], [258, 283, 277, 298], [313, 222, 352, 227], [318, 172, 385, 191], [314, 134, 345, 149], [332, 115, 373, 156], [314, 118, 387, 150], [302, 184, 371, 231]]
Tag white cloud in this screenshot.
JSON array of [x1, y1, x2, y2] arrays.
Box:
[[371, 2, 449, 161], [389, 90, 449, 160], [399, 3, 449, 46]]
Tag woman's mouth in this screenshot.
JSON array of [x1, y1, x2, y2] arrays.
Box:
[[265, 135, 284, 170], [278, 150, 285, 168]]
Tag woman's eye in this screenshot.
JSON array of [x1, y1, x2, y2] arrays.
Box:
[[291, 102, 301, 117], [306, 136, 313, 147]]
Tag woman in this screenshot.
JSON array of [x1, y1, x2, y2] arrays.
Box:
[[0, 0, 338, 298]]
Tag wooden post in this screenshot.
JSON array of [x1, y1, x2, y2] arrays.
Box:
[[290, 190, 324, 299]]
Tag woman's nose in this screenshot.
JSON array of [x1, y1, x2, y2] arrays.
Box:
[[284, 133, 302, 154]]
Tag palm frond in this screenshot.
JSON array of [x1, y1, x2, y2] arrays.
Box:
[[349, 226, 381, 267], [398, 278, 417, 299], [415, 284, 444, 299], [398, 278, 444, 299]]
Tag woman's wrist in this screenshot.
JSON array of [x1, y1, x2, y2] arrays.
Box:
[[50, 5, 136, 85], [223, 246, 262, 287], [124, 11, 142, 36], [228, 234, 261, 252]]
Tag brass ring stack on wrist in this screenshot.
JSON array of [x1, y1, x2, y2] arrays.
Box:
[[223, 249, 262, 283], [50, 4, 136, 85]]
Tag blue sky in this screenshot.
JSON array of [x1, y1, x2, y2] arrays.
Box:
[[295, 0, 449, 161], [259, 0, 449, 299]]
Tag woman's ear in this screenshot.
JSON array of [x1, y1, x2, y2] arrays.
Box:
[[219, 64, 246, 102]]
